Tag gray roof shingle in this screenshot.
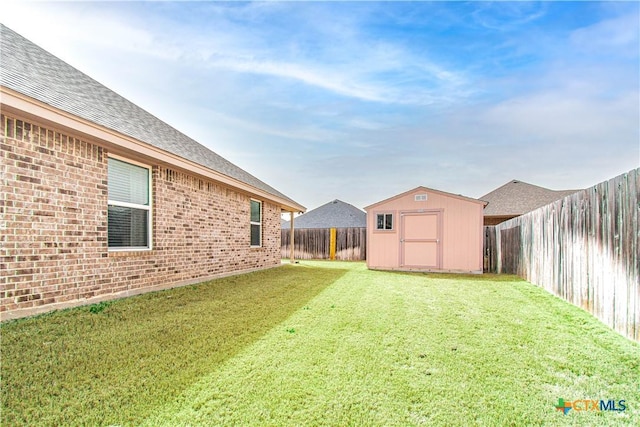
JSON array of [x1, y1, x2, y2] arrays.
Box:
[[480, 180, 579, 216], [282, 200, 365, 229], [0, 24, 298, 207]]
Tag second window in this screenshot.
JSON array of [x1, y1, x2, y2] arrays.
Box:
[[250, 199, 262, 247]]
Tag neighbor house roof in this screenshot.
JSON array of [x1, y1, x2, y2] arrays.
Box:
[[282, 200, 366, 229], [480, 180, 579, 217], [0, 24, 304, 212]]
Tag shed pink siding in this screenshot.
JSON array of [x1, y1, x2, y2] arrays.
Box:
[[365, 187, 485, 273]]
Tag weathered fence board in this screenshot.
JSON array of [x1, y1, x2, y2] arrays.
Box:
[[281, 227, 366, 261], [484, 168, 639, 342]]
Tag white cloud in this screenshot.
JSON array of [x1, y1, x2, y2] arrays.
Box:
[[470, 2, 548, 31], [192, 43, 469, 106], [570, 12, 640, 57], [3, 1, 470, 107], [2, 1, 637, 211], [204, 56, 387, 103], [201, 107, 343, 144], [2, 2, 178, 63], [481, 90, 638, 144]]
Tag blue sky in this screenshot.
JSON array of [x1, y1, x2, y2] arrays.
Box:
[[3, 1, 639, 211]]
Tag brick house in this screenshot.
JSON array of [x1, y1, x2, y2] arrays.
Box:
[[0, 25, 305, 319]]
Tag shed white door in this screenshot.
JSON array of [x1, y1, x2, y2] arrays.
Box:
[[400, 211, 442, 269]]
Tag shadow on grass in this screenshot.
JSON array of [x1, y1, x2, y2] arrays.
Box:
[[0, 265, 347, 426]]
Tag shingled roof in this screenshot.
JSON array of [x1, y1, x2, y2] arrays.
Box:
[[0, 24, 301, 210], [481, 180, 579, 217], [282, 200, 366, 229]]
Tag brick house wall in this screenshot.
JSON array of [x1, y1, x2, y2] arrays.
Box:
[[1, 114, 281, 318]]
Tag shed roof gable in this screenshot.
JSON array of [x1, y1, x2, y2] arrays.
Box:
[[365, 186, 487, 211]]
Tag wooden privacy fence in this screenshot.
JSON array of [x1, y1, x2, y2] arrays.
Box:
[[281, 227, 366, 261], [484, 168, 639, 342]]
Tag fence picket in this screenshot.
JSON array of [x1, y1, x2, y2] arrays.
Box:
[[281, 227, 366, 261], [484, 168, 639, 342]]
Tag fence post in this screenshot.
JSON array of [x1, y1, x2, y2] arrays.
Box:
[[329, 227, 336, 260], [290, 212, 295, 263]]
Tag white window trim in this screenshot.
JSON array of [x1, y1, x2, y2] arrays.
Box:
[[250, 199, 262, 248], [375, 212, 394, 231], [107, 154, 153, 251]]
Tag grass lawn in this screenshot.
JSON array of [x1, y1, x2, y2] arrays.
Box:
[[1, 261, 638, 426]]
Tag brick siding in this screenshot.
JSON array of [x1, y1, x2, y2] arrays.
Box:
[[1, 114, 281, 318]]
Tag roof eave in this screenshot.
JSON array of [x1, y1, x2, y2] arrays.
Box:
[[1, 87, 306, 212]]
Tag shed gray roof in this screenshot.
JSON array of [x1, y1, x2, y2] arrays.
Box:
[[480, 180, 579, 216], [0, 24, 298, 207], [282, 200, 366, 229]]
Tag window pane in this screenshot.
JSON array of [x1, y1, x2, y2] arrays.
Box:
[[250, 200, 261, 222], [377, 214, 384, 230], [108, 206, 148, 247], [385, 214, 393, 230], [108, 158, 149, 205], [250, 224, 261, 246]]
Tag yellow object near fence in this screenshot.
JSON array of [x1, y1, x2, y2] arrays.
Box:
[[281, 227, 366, 261], [329, 228, 337, 260]]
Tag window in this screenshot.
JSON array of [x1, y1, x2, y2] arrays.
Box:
[[376, 213, 393, 230], [250, 199, 262, 247], [108, 157, 151, 250]]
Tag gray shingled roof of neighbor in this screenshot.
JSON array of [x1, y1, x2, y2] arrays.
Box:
[[282, 200, 366, 229], [0, 24, 299, 208], [480, 180, 580, 216]]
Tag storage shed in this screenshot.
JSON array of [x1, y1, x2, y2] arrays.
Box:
[[364, 187, 486, 273]]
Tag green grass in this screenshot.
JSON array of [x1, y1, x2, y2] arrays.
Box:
[[2, 261, 638, 426], [0, 265, 346, 426]]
